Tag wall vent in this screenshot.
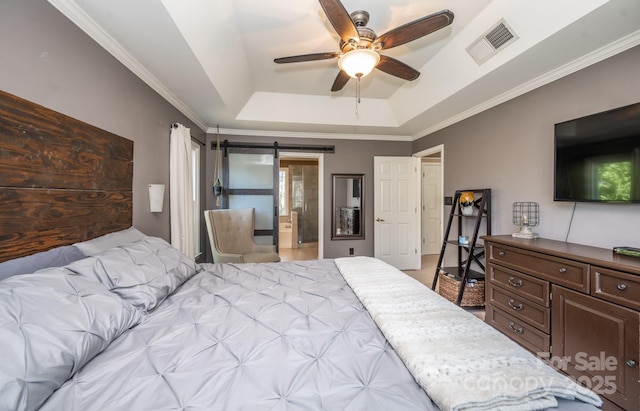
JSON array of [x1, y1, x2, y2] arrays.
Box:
[[466, 19, 518, 65]]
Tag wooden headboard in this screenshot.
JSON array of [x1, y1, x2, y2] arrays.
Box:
[[0, 90, 133, 263]]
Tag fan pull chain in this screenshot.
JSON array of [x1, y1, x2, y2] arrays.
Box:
[[355, 75, 361, 116]]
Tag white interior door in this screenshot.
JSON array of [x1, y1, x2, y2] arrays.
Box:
[[374, 156, 421, 270], [422, 162, 442, 254]]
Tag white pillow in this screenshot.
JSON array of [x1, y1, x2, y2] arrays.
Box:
[[73, 227, 146, 256], [68, 236, 201, 313], [0, 267, 141, 411], [0, 245, 84, 280]]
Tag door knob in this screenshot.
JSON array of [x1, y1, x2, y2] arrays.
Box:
[[376, 218, 385, 222]]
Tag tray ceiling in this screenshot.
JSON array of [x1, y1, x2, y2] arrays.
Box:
[[48, 0, 640, 140]]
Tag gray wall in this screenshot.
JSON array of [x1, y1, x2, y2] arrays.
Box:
[[413, 45, 640, 250], [0, 0, 205, 242], [6, 0, 637, 254], [205, 134, 412, 260]]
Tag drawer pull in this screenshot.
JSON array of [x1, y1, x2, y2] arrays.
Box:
[[508, 322, 524, 334], [558, 268, 567, 273], [617, 283, 628, 291], [507, 276, 523, 288], [625, 359, 636, 367], [508, 299, 524, 311], [498, 251, 505, 256]]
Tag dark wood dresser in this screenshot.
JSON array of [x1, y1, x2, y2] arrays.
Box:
[[483, 235, 640, 411]]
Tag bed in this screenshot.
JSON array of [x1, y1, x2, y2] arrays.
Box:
[[0, 232, 602, 411], [0, 90, 603, 410]]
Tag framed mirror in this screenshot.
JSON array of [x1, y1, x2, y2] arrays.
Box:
[[332, 174, 364, 240]]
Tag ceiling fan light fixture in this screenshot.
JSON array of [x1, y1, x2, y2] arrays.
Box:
[[338, 49, 380, 78]]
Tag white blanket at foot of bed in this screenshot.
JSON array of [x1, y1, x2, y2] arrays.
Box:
[[335, 257, 602, 411]]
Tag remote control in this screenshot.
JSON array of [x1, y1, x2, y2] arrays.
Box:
[[613, 246, 640, 258]]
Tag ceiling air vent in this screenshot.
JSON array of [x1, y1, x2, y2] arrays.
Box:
[[466, 19, 518, 65]]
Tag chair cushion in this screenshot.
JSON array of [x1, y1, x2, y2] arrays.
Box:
[[243, 252, 281, 263]]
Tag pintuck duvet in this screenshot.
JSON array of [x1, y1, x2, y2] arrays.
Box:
[[0, 235, 601, 411], [39, 259, 436, 410]]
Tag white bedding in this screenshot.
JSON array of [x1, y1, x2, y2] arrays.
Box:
[[335, 256, 602, 411]]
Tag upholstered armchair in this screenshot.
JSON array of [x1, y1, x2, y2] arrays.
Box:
[[204, 208, 281, 263]]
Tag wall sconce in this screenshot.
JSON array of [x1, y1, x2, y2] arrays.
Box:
[[148, 184, 165, 213]]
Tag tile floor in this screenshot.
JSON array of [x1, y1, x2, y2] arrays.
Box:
[[278, 243, 318, 262]]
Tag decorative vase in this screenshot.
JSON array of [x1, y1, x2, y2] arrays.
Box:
[[460, 191, 475, 216], [213, 179, 222, 196]]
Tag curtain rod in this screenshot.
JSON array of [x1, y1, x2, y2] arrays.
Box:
[[170, 123, 205, 145]]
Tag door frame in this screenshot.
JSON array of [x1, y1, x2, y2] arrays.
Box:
[[421, 162, 441, 254], [279, 151, 324, 259], [413, 144, 445, 258]]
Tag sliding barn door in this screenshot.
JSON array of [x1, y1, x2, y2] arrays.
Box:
[[222, 148, 278, 247]]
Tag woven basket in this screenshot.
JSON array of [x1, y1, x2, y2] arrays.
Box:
[[438, 273, 485, 307]]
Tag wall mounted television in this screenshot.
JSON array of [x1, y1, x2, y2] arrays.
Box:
[[554, 102, 640, 203]]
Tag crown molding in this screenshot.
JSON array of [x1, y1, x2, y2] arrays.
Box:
[[47, 0, 208, 132], [206, 126, 412, 142], [412, 30, 640, 140], [46, 1, 640, 141]]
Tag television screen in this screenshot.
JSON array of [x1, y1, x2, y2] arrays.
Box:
[[554, 102, 640, 203]]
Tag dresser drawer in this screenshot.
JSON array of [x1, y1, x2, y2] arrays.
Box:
[[487, 264, 549, 307], [487, 284, 550, 333], [488, 243, 589, 293], [592, 266, 640, 311], [486, 305, 550, 354]]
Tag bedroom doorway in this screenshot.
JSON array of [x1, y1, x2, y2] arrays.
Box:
[[278, 153, 324, 260], [421, 157, 442, 255], [407, 145, 444, 287]]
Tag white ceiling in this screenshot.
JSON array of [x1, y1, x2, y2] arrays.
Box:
[[49, 0, 640, 141]]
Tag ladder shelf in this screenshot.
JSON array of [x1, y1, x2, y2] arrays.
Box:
[[431, 188, 491, 306]]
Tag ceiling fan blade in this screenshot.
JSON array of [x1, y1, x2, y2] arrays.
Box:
[[318, 0, 359, 44], [376, 9, 454, 50], [376, 55, 420, 81], [331, 70, 351, 91], [274, 52, 340, 64]]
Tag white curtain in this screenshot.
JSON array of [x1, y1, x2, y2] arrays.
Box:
[[169, 123, 195, 258]]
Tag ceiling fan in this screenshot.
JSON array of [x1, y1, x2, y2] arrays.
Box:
[[274, 0, 454, 92]]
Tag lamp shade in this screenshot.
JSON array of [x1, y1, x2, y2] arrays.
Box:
[[512, 202, 539, 238], [149, 184, 165, 213], [338, 49, 380, 78]]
